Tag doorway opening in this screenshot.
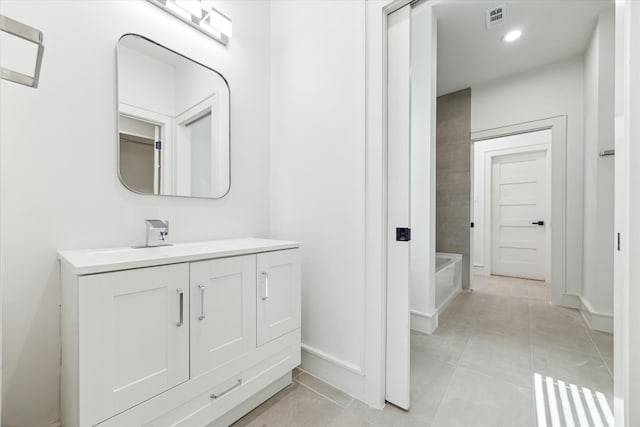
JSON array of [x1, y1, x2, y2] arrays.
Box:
[[118, 115, 162, 195], [384, 0, 616, 423]]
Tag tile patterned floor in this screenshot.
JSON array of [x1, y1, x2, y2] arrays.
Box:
[[231, 275, 613, 427]]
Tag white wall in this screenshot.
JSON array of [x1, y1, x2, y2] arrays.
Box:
[[119, 42, 226, 118], [118, 43, 176, 116], [364, 0, 394, 408], [471, 57, 584, 297], [0, 1, 271, 425], [269, 0, 368, 398], [582, 8, 615, 328], [410, 1, 437, 326], [174, 59, 222, 116]]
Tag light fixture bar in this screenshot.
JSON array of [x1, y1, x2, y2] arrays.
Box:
[[146, 0, 231, 46], [206, 6, 232, 38]]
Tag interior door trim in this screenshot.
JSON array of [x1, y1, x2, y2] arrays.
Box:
[[471, 116, 568, 306]]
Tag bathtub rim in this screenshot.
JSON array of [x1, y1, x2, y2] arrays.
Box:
[[435, 251, 462, 273]]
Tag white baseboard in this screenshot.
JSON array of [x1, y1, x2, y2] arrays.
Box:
[[410, 309, 439, 334], [439, 287, 462, 313], [473, 265, 486, 276], [558, 293, 581, 309], [300, 344, 366, 404], [301, 343, 364, 375], [579, 296, 613, 333]]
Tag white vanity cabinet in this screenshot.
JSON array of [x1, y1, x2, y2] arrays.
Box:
[[59, 239, 300, 427]]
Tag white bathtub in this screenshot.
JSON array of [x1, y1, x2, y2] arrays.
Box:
[[435, 252, 462, 310], [410, 252, 463, 334]]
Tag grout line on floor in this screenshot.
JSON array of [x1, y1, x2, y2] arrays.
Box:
[[458, 362, 535, 391], [292, 370, 355, 409], [528, 290, 540, 426], [583, 327, 614, 379], [573, 312, 613, 378], [292, 367, 303, 380], [428, 314, 474, 424], [294, 379, 352, 409]]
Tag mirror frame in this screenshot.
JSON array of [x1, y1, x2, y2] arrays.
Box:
[[115, 33, 231, 199]]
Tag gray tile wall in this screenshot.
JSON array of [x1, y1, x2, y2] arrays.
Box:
[[436, 88, 471, 289]]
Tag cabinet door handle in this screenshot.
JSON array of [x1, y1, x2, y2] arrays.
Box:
[[210, 378, 242, 399], [198, 284, 206, 320], [176, 288, 184, 326], [261, 271, 269, 300]]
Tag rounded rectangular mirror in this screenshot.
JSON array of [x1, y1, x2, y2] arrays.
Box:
[[117, 34, 230, 198]]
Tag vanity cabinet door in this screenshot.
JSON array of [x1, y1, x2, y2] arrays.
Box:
[[78, 263, 189, 427], [257, 249, 301, 346], [190, 255, 257, 378]]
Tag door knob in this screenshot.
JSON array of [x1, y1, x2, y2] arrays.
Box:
[[531, 221, 545, 226]]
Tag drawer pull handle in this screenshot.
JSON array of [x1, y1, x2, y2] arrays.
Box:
[[176, 288, 184, 326], [198, 284, 206, 320], [210, 378, 242, 399], [261, 271, 269, 300]]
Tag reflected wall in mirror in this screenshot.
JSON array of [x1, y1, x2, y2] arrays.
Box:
[[117, 34, 230, 198]]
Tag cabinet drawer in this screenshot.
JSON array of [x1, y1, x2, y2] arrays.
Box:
[[78, 264, 190, 426], [140, 331, 300, 427]]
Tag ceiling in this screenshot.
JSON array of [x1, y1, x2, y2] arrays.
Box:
[[434, 0, 614, 95]]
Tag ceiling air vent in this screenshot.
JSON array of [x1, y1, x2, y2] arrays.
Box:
[[485, 5, 506, 29]]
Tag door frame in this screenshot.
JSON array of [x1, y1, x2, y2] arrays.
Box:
[[377, 0, 637, 423], [118, 103, 173, 195], [472, 133, 551, 283], [613, 0, 639, 425], [471, 117, 567, 305]]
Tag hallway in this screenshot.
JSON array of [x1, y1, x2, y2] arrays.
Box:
[[231, 275, 613, 427]]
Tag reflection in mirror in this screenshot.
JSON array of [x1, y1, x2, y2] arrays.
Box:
[[117, 34, 230, 198]]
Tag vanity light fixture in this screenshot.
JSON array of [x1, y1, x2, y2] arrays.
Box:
[[503, 29, 522, 43], [147, 0, 232, 45]]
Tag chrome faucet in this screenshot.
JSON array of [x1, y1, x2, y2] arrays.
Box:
[[145, 219, 170, 247]]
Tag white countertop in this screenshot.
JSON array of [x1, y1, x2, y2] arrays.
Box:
[[59, 238, 300, 275]]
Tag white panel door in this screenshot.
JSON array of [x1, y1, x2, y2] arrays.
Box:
[[491, 150, 547, 280], [386, 4, 411, 410], [78, 264, 189, 426], [257, 249, 301, 346], [190, 255, 256, 377], [615, 1, 640, 425]]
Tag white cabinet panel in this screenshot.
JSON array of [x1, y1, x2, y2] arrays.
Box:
[[78, 264, 189, 426], [190, 255, 257, 377], [257, 250, 301, 346]]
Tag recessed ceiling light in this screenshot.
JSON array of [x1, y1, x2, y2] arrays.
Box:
[[503, 29, 522, 43]]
